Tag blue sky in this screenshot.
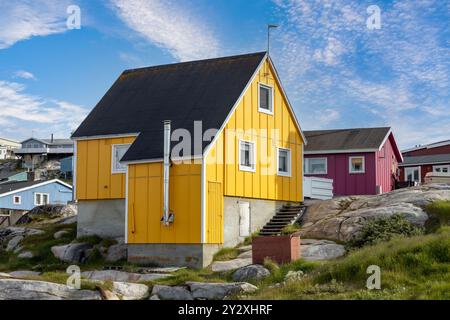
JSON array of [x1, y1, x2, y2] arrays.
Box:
[[0, 0, 448, 149]]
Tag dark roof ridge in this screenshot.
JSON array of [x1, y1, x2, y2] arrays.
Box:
[[122, 52, 267, 76]]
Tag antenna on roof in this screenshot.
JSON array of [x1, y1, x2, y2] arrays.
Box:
[[267, 24, 278, 55]]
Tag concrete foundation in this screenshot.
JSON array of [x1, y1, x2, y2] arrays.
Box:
[[224, 197, 296, 247], [127, 244, 221, 269], [77, 199, 125, 239]]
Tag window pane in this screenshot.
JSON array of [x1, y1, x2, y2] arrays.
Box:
[[351, 157, 364, 172], [35, 194, 41, 205], [240, 142, 254, 169], [113, 145, 130, 172], [259, 86, 271, 111], [279, 151, 288, 172], [307, 158, 326, 173], [43, 194, 49, 205]]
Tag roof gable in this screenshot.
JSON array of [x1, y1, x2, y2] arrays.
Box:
[[0, 179, 72, 197], [72, 52, 267, 162]]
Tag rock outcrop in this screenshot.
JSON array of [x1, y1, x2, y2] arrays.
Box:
[[151, 285, 194, 300], [232, 265, 270, 282], [300, 239, 346, 261], [0, 279, 101, 300], [186, 281, 257, 300], [300, 185, 450, 242], [51, 243, 93, 263]]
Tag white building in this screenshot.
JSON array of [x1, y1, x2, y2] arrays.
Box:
[[0, 138, 21, 160]]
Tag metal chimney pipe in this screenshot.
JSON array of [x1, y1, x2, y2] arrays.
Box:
[[51, 133, 54, 143], [163, 120, 171, 226]]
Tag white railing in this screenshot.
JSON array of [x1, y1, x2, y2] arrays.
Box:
[[15, 147, 73, 154], [304, 176, 334, 200]]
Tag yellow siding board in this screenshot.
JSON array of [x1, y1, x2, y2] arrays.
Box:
[[204, 60, 305, 244], [127, 162, 201, 244], [76, 136, 135, 200]]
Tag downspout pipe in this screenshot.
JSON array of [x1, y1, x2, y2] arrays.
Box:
[[163, 120, 171, 226]]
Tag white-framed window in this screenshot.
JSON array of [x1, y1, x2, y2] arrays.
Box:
[[305, 158, 327, 174], [349, 156, 365, 174], [433, 165, 450, 173], [13, 196, 21, 205], [111, 144, 131, 174], [258, 83, 274, 115], [405, 166, 421, 183], [239, 140, 256, 172], [34, 193, 49, 206], [277, 148, 291, 177]]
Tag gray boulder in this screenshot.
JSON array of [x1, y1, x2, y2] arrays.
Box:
[[51, 243, 93, 263], [81, 270, 169, 283], [6, 236, 24, 252], [187, 282, 257, 300], [112, 282, 149, 300], [300, 239, 346, 261], [211, 258, 252, 272], [9, 271, 41, 278], [232, 265, 270, 282], [17, 251, 34, 259], [151, 285, 193, 300], [105, 244, 127, 262], [0, 279, 101, 300], [53, 230, 70, 239]]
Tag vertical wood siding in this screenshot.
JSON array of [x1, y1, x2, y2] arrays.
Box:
[[76, 137, 136, 200], [127, 162, 202, 244], [304, 153, 376, 196], [375, 135, 398, 193], [205, 60, 304, 243]]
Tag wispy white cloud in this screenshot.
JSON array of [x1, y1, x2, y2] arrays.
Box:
[[0, 81, 88, 139], [272, 0, 450, 148], [109, 0, 220, 61], [0, 1, 72, 49], [14, 70, 37, 80]]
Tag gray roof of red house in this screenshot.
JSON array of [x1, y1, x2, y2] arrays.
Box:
[[400, 154, 450, 166], [304, 127, 391, 152], [72, 52, 267, 162]]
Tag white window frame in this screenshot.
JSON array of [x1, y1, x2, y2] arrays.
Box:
[[13, 195, 21, 205], [304, 157, 328, 175], [34, 193, 50, 206], [111, 144, 131, 174], [349, 156, 365, 174], [277, 147, 292, 177], [258, 83, 274, 115], [433, 165, 450, 173], [239, 139, 256, 173], [405, 166, 421, 183]]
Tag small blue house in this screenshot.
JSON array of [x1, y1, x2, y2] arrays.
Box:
[[60, 156, 73, 178], [0, 179, 73, 211]]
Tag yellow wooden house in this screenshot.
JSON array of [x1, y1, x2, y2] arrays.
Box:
[[72, 52, 306, 268]]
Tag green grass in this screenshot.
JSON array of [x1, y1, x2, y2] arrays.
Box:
[[281, 224, 301, 235], [245, 226, 450, 300], [213, 247, 239, 261], [425, 200, 450, 231]]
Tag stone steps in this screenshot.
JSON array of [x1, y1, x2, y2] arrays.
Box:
[[258, 204, 306, 237]]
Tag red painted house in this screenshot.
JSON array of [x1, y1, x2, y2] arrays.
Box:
[[399, 140, 450, 184], [304, 127, 403, 196]]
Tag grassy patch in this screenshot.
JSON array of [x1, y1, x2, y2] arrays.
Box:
[[348, 214, 423, 248], [281, 224, 301, 235], [245, 226, 450, 300], [425, 200, 450, 231], [213, 247, 239, 261]]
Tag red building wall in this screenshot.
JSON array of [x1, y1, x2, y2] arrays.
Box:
[[305, 152, 377, 196], [404, 144, 450, 157], [399, 163, 450, 183], [376, 135, 399, 193]]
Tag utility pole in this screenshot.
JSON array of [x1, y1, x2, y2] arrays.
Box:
[[267, 24, 278, 55]]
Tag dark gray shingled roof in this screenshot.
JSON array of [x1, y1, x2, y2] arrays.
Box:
[[0, 180, 44, 195], [304, 127, 391, 152], [72, 52, 267, 162], [400, 154, 450, 166]]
